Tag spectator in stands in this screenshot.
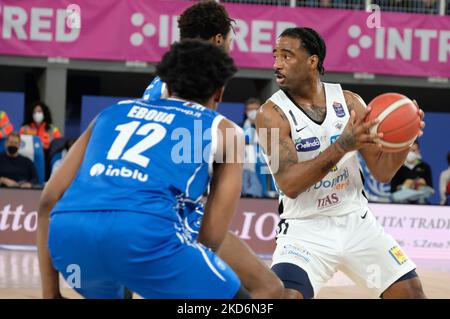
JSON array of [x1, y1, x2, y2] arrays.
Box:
[[298, 0, 320, 8], [348, 0, 364, 10], [320, 0, 332, 7], [20, 101, 61, 150], [439, 151, 450, 205], [50, 138, 76, 176], [242, 97, 263, 197], [390, 141, 434, 204], [420, 0, 439, 13], [423, 0, 439, 14], [376, 0, 406, 12], [0, 132, 38, 188], [241, 97, 277, 198], [0, 110, 13, 139]]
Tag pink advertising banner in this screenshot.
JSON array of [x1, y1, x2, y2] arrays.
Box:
[[1, 188, 450, 261], [229, 200, 450, 261], [0, 0, 449, 77]]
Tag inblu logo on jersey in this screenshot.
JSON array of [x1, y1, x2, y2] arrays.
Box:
[[295, 137, 320, 152], [90, 163, 106, 176], [89, 163, 148, 182], [333, 102, 345, 118]]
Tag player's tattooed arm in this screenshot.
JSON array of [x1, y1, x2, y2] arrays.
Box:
[[256, 101, 347, 198], [336, 129, 357, 153], [272, 104, 288, 121], [259, 107, 296, 176]]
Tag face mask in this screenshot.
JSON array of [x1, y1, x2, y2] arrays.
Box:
[[246, 110, 257, 121], [33, 112, 44, 124], [406, 151, 419, 163], [7, 146, 18, 155]]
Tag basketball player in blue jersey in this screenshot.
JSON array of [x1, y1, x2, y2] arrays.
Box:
[[143, 1, 232, 240], [37, 40, 266, 299], [140, 1, 285, 299], [257, 27, 426, 299], [142, 1, 233, 102]]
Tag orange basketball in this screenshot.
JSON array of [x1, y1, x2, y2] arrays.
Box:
[[366, 93, 420, 152]]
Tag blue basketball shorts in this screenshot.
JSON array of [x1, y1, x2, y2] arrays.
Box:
[[48, 210, 240, 299]]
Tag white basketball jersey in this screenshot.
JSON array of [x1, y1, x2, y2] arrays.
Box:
[[268, 83, 368, 219]]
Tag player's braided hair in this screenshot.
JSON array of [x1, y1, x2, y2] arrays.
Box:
[[178, 0, 234, 41], [280, 27, 327, 75], [156, 39, 237, 104]]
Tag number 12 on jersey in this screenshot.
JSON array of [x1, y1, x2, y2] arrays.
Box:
[[106, 121, 167, 168]]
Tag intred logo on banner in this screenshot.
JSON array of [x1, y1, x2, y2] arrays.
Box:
[[0, 0, 449, 77]]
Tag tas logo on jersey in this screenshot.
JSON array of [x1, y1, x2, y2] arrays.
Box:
[[333, 102, 345, 118], [89, 162, 148, 182], [317, 193, 340, 209], [295, 137, 320, 152]]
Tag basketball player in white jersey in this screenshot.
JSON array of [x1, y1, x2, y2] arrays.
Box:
[[256, 27, 426, 299]]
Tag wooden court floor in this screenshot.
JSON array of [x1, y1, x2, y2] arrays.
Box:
[[1, 250, 449, 299]]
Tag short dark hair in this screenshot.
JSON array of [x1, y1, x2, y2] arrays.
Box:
[[245, 97, 261, 106], [279, 27, 327, 75], [7, 131, 20, 142], [447, 151, 450, 165], [23, 101, 54, 126], [156, 39, 237, 104], [178, 1, 234, 41]]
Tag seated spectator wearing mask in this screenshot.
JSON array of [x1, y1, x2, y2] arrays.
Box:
[[0, 132, 39, 188], [390, 141, 434, 204], [20, 101, 61, 150], [439, 151, 450, 205]]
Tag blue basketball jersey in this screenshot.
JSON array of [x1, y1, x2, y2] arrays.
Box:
[[53, 98, 223, 222], [142, 76, 165, 101], [142, 77, 204, 237]]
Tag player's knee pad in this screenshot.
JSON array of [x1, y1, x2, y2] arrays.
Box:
[[271, 263, 314, 299], [394, 269, 418, 283], [380, 269, 422, 299]]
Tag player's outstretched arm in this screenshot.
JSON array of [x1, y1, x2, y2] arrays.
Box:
[[344, 90, 425, 183], [255, 101, 380, 198], [37, 121, 94, 299], [198, 119, 244, 252]]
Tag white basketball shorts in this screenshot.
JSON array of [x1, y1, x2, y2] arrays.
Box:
[[271, 208, 417, 298]]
